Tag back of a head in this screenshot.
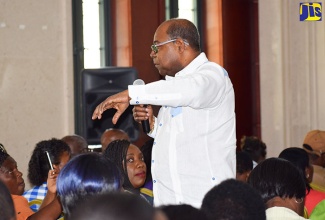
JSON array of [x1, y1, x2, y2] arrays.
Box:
[[161, 204, 207, 220], [201, 179, 266, 220], [165, 18, 201, 52], [0, 180, 16, 220], [247, 158, 306, 204], [241, 136, 267, 163], [57, 153, 122, 217], [28, 138, 71, 186], [236, 151, 253, 173], [68, 193, 155, 220], [62, 134, 88, 157], [278, 147, 310, 189], [101, 128, 130, 152]]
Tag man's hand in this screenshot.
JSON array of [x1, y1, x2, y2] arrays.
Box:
[[92, 90, 130, 124], [133, 104, 155, 131]]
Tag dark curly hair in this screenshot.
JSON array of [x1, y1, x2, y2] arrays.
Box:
[[202, 179, 266, 220], [27, 138, 71, 186], [241, 136, 267, 163], [103, 139, 136, 193]]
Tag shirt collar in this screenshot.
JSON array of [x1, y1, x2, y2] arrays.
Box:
[[165, 52, 208, 81]]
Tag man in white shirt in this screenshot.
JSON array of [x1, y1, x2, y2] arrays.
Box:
[[92, 18, 236, 208]]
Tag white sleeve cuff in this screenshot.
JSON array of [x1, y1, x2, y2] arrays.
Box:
[[128, 85, 146, 105]]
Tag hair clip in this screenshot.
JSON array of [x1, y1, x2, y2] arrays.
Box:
[[0, 143, 7, 153]]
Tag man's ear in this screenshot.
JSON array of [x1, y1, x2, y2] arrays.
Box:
[[176, 39, 186, 53]]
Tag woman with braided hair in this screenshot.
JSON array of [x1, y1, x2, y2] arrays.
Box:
[[103, 140, 147, 195]]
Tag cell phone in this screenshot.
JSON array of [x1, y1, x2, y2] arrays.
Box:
[[45, 151, 54, 170]]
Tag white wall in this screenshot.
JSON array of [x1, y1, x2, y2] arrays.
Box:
[[259, 0, 325, 157], [0, 0, 74, 188]]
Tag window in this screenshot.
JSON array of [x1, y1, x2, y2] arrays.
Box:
[[82, 0, 101, 68], [165, 0, 202, 50], [165, 0, 198, 27]]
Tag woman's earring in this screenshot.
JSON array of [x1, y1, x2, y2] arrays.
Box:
[[295, 198, 304, 204], [306, 174, 310, 178]]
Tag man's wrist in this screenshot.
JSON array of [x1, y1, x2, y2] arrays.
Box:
[[149, 117, 155, 134]]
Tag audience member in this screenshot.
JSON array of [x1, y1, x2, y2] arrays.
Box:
[[201, 179, 265, 220], [56, 153, 122, 218], [161, 204, 207, 220], [0, 143, 62, 220], [100, 128, 130, 153], [241, 135, 267, 168], [92, 18, 236, 208], [69, 193, 167, 220], [103, 140, 147, 196], [303, 130, 325, 192], [61, 134, 88, 157], [0, 178, 16, 220], [279, 147, 325, 217], [23, 138, 71, 211], [236, 151, 253, 182], [248, 158, 306, 220], [140, 138, 154, 205]]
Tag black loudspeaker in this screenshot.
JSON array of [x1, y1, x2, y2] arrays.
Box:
[[81, 67, 140, 145]]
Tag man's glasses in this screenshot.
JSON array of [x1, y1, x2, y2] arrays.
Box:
[[151, 39, 177, 54], [151, 39, 189, 54]]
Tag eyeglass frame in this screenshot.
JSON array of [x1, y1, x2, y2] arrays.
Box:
[[151, 38, 189, 54]]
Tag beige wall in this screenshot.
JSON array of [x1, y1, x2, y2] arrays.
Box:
[[0, 0, 74, 188], [259, 0, 325, 157]]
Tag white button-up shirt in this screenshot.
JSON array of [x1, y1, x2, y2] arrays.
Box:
[[129, 53, 236, 208]]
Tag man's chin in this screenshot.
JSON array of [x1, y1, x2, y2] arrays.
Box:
[[157, 70, 165, 77]]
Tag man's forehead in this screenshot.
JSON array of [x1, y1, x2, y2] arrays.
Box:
[[154, 24, 169, 41]]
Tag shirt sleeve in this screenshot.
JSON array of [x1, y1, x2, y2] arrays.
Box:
[[12, 195, 35, 220], [128, 64, 229, 109]]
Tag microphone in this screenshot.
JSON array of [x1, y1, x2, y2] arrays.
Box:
[[133, 79, 151, 133]]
